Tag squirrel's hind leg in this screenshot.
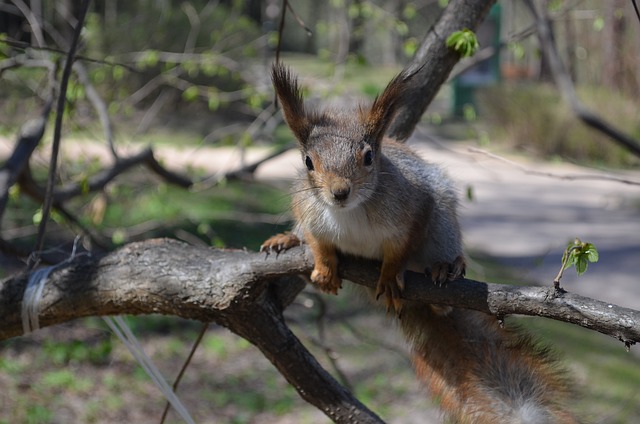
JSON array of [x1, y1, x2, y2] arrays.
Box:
[[376, 243, 411, 315], [375, 272, 405, 315], [430, 255, 466, 285]]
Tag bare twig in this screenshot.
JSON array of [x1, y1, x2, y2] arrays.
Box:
[[0, 36, 138, 72], [275, 0, 288, 64], [10, 0, 45, 48], [468, 147, 640, 186], [285, 1, 313, 36], [160, 323, 210, 424], [73, 62, 118, 159], [31, 0, 91, 267], [18, 147, 193, 204]]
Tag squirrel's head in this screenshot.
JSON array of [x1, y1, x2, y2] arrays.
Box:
[[272, 63, 409, 209]]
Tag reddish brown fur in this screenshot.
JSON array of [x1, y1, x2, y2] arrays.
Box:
[[403, 305, 575, 423]]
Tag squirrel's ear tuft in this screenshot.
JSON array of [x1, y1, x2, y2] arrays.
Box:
[[361, 71, 409, 145], [272, 63, 313, 144]]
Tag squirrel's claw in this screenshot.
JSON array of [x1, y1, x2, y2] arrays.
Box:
[[430, 256, 466, 286], [375, 274, 404, 317], [260, 232, 301, 257]]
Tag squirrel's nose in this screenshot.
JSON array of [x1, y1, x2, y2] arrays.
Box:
[[331, 184, 350, 201]]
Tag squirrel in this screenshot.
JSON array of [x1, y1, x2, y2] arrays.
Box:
[[261, 63, 575, 424]]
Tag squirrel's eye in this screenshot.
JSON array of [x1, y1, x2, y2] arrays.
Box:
[[363, 150, 374, 167], [305, 155, 314, 171]]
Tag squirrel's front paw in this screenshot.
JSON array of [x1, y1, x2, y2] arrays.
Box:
[[260, 232, 301, 256], [310, 265, 342, 295], [430, 255, 466, 286]]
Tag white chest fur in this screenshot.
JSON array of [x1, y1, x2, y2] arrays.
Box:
[[312, 206, 394, 260]]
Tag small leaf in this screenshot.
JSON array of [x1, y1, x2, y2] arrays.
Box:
[[575, 258, 587, 275], [446, 29, 479, 58], [182, 86, 200, 102], [593, 16, 605, 32], [403, 38, 418, 58], [584, 243, 599, 263], [561, 238, 598, 277], [403, 4, 417, 20]]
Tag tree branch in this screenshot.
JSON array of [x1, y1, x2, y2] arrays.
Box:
[[387, 0, 496, 141], [2, 239, 638, 348], [17, 147, 193, 203], [0, 98, 53, 222]]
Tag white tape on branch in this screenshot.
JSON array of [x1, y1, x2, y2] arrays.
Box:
[[21, 266, 55, 334], [21, 237, 83, 335]]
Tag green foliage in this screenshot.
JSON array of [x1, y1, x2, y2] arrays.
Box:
[[25, 406, 53, 424], [562, 238, 599, 276], [0, 33, 10, 59], [43, 338, 113, 366], [446, 29, 480, 57]]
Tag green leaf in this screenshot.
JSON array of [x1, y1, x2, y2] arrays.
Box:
[[593, 16, 605, 32], [403, 4, 417, 20], [32, 209, 43, 225], [561, 238, 598, 277], [208, 93, 220, 111], [584, 243, 599, 263], [403, 38, 418, 58], [182, 86, 200, 102], [142, 49, 159, 68], [80, 175, 90, 194], [112, 65, 125, 81], [446, 29, 479, 57], [575, 258, 587, 275]]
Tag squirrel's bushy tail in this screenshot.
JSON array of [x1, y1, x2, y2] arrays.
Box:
[[400, 305, 576, 424]]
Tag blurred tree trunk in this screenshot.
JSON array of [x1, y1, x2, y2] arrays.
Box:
[[348, 0, 364, 57], [601, 0, 626, 91], [537, 0, 554, 82], [563, 9, 576, 82], [391, 0, 406, 64]]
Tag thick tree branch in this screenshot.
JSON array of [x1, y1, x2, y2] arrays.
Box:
[[387, 0, 496, 141], [2, 239, 638, 347]]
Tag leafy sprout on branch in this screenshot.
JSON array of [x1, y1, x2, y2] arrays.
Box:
[[554, 238, 599, 289], [445, 29, 479, 57]]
